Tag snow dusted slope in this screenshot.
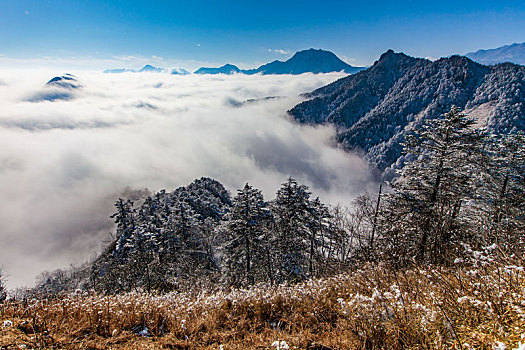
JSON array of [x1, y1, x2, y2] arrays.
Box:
[[289, 50, 525, 175]]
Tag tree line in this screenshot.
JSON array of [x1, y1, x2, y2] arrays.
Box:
[[20, 106, 525, 296]]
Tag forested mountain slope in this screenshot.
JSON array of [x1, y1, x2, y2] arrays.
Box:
[[35, 176, 347, 294], [289, 50, 525, 176], [90, 177, 232, 292]]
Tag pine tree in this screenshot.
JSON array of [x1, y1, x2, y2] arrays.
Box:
[[382, 106, 485, 264], [307, 197, 332, 277], [223, 183, 270, 285], [474, 132, 525, 248], [272, 178, 314, 281], [111, 198, 136, 255]]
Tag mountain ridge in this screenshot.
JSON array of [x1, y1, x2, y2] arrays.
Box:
[[103, 49, 363, 75], [466, 42, 525, 65], [194, 64, 242, 75], [104, 64, 169, 74], [195, 48, 363, 75], [139, 64, 165, 73], [289, 50, 525, 177]]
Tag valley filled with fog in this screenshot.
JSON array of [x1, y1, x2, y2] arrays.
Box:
[[0, 71, 375, 288]]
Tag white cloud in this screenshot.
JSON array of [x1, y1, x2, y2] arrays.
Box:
[[268, 49, 290, 55], [0, 71, 375, 288], [113, 55, 142, 62]]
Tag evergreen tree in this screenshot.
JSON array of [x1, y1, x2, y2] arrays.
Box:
[[111, 198, 136, 255], [272, 178, 313, 281], [474, 132, 525, 248], [223, 183, 270, 285], [381, 106, 485, 264], [307, 197, 332, 277]]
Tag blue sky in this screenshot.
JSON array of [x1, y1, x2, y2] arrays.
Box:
[[1, 0, 524, 69]]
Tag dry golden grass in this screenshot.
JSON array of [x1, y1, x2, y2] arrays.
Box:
[[1, 256, 524, 349]]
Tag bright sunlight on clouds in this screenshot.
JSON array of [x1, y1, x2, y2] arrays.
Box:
[[0, 71, 375, 287]]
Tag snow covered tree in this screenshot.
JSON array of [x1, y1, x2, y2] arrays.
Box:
[[489, 132, 525, 246], [381, 106, 485, 264], [472, 132, 525, 249], [0, 267, 7, 302], [223, 183, 270, 285], [176, 200, 201, 247], [306, 197, 333, 277], [325, 204, 354, 263], [271, 178, 315, 281], [34, 264, 92, 296], [111, 198, 136, 255], [91, 178, 232, 293], [343, 191, 381, 262]]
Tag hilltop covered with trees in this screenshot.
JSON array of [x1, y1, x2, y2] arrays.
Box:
[[289, 51, 525, 179]]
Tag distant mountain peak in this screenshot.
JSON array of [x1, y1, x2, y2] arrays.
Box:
[[194, 64, 241, 75], [221, 64, 239, 69], [466, 42, 525, 66], [253, 48, 362, 75], [378, 49, 396, 61], [46, 74, 81, 89], [290, 48, 334, 58], [170, 67, 190, 75], [104, 65, 174, 74], [103, 68, 136, 74], [193, 49, 364, 75], [28, 74, 81, 102], [288, 48, 346, 64], [376, 49, 414, 64], [139, 64, 164, 73]]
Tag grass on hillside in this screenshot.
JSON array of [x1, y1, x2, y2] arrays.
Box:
[[1, 253, 524, 349]]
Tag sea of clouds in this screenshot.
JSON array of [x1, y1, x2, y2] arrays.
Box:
[[0, 70, 375, 288]]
